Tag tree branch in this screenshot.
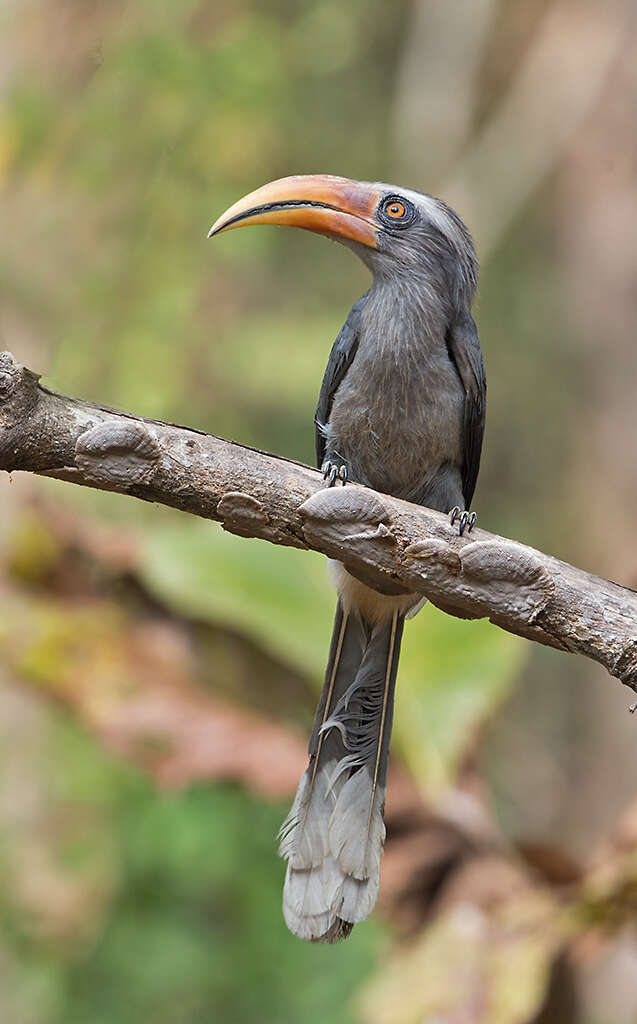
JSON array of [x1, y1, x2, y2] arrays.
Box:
[[1, 350, 636, 693]]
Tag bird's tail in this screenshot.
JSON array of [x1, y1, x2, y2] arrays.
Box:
[[279, 598, 404, 942]]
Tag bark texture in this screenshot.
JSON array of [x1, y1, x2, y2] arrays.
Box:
[[1, 350, 636, 693]]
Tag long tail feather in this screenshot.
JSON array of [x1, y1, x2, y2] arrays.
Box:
[[279, 599, 404, 942]]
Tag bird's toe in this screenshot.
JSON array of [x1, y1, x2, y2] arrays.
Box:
[[449, 506, 477, 535], [321, 459, 349, 487]]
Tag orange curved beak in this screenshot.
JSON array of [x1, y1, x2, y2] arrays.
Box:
[[208, 174, 381, 249]]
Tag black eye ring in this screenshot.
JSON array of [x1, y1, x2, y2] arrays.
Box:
[[378, 194, 416, 229]]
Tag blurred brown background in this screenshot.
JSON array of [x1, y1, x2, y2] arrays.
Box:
[[2, 1, 637, 1021]]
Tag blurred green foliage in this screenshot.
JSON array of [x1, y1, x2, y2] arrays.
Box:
[[5, 0, 407, 447], [139, 519, 526, 790], [0, 713, 380, 1024]]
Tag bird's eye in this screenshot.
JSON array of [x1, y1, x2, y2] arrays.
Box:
[[378, 195, 415, 228], [385, 201, 405, 219]]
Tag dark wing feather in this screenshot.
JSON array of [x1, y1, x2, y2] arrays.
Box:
[[446, 311, 486, 508], [314, 294, 367, 468]]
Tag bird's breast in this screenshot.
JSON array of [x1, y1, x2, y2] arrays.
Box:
[[326, 331, 464, 506]]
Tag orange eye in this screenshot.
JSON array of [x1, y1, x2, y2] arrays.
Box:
[[386, 201, 405, 218]]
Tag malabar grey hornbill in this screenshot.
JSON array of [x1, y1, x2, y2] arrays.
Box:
[[209, 175, 486, 942]]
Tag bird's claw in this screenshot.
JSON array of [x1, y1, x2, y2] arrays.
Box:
[[449, 507, 477, 536], [321, 460, 348, 487]]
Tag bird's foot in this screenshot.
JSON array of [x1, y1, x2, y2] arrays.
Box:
[[449, 506, 477, 536], [321, 459, 348, 487]]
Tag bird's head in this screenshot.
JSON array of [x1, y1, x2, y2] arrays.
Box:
[[209, 174, 477, 307]]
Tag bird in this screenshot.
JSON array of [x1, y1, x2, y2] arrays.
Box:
[[208, 175, 486, 943]]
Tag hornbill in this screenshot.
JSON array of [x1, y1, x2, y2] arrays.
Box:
[[209, 175, 486, 942]]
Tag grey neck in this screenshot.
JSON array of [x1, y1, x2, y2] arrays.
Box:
[[359, 272, 451, 361]]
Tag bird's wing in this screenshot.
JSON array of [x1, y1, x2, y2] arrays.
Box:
[[446, 311, 486, 509], [314, 294, 367, 468]]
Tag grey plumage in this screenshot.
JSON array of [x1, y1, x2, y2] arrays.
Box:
[[208, 175, 485, 943], [279, 601, 403, 942], [280, 185, 485, 942]]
